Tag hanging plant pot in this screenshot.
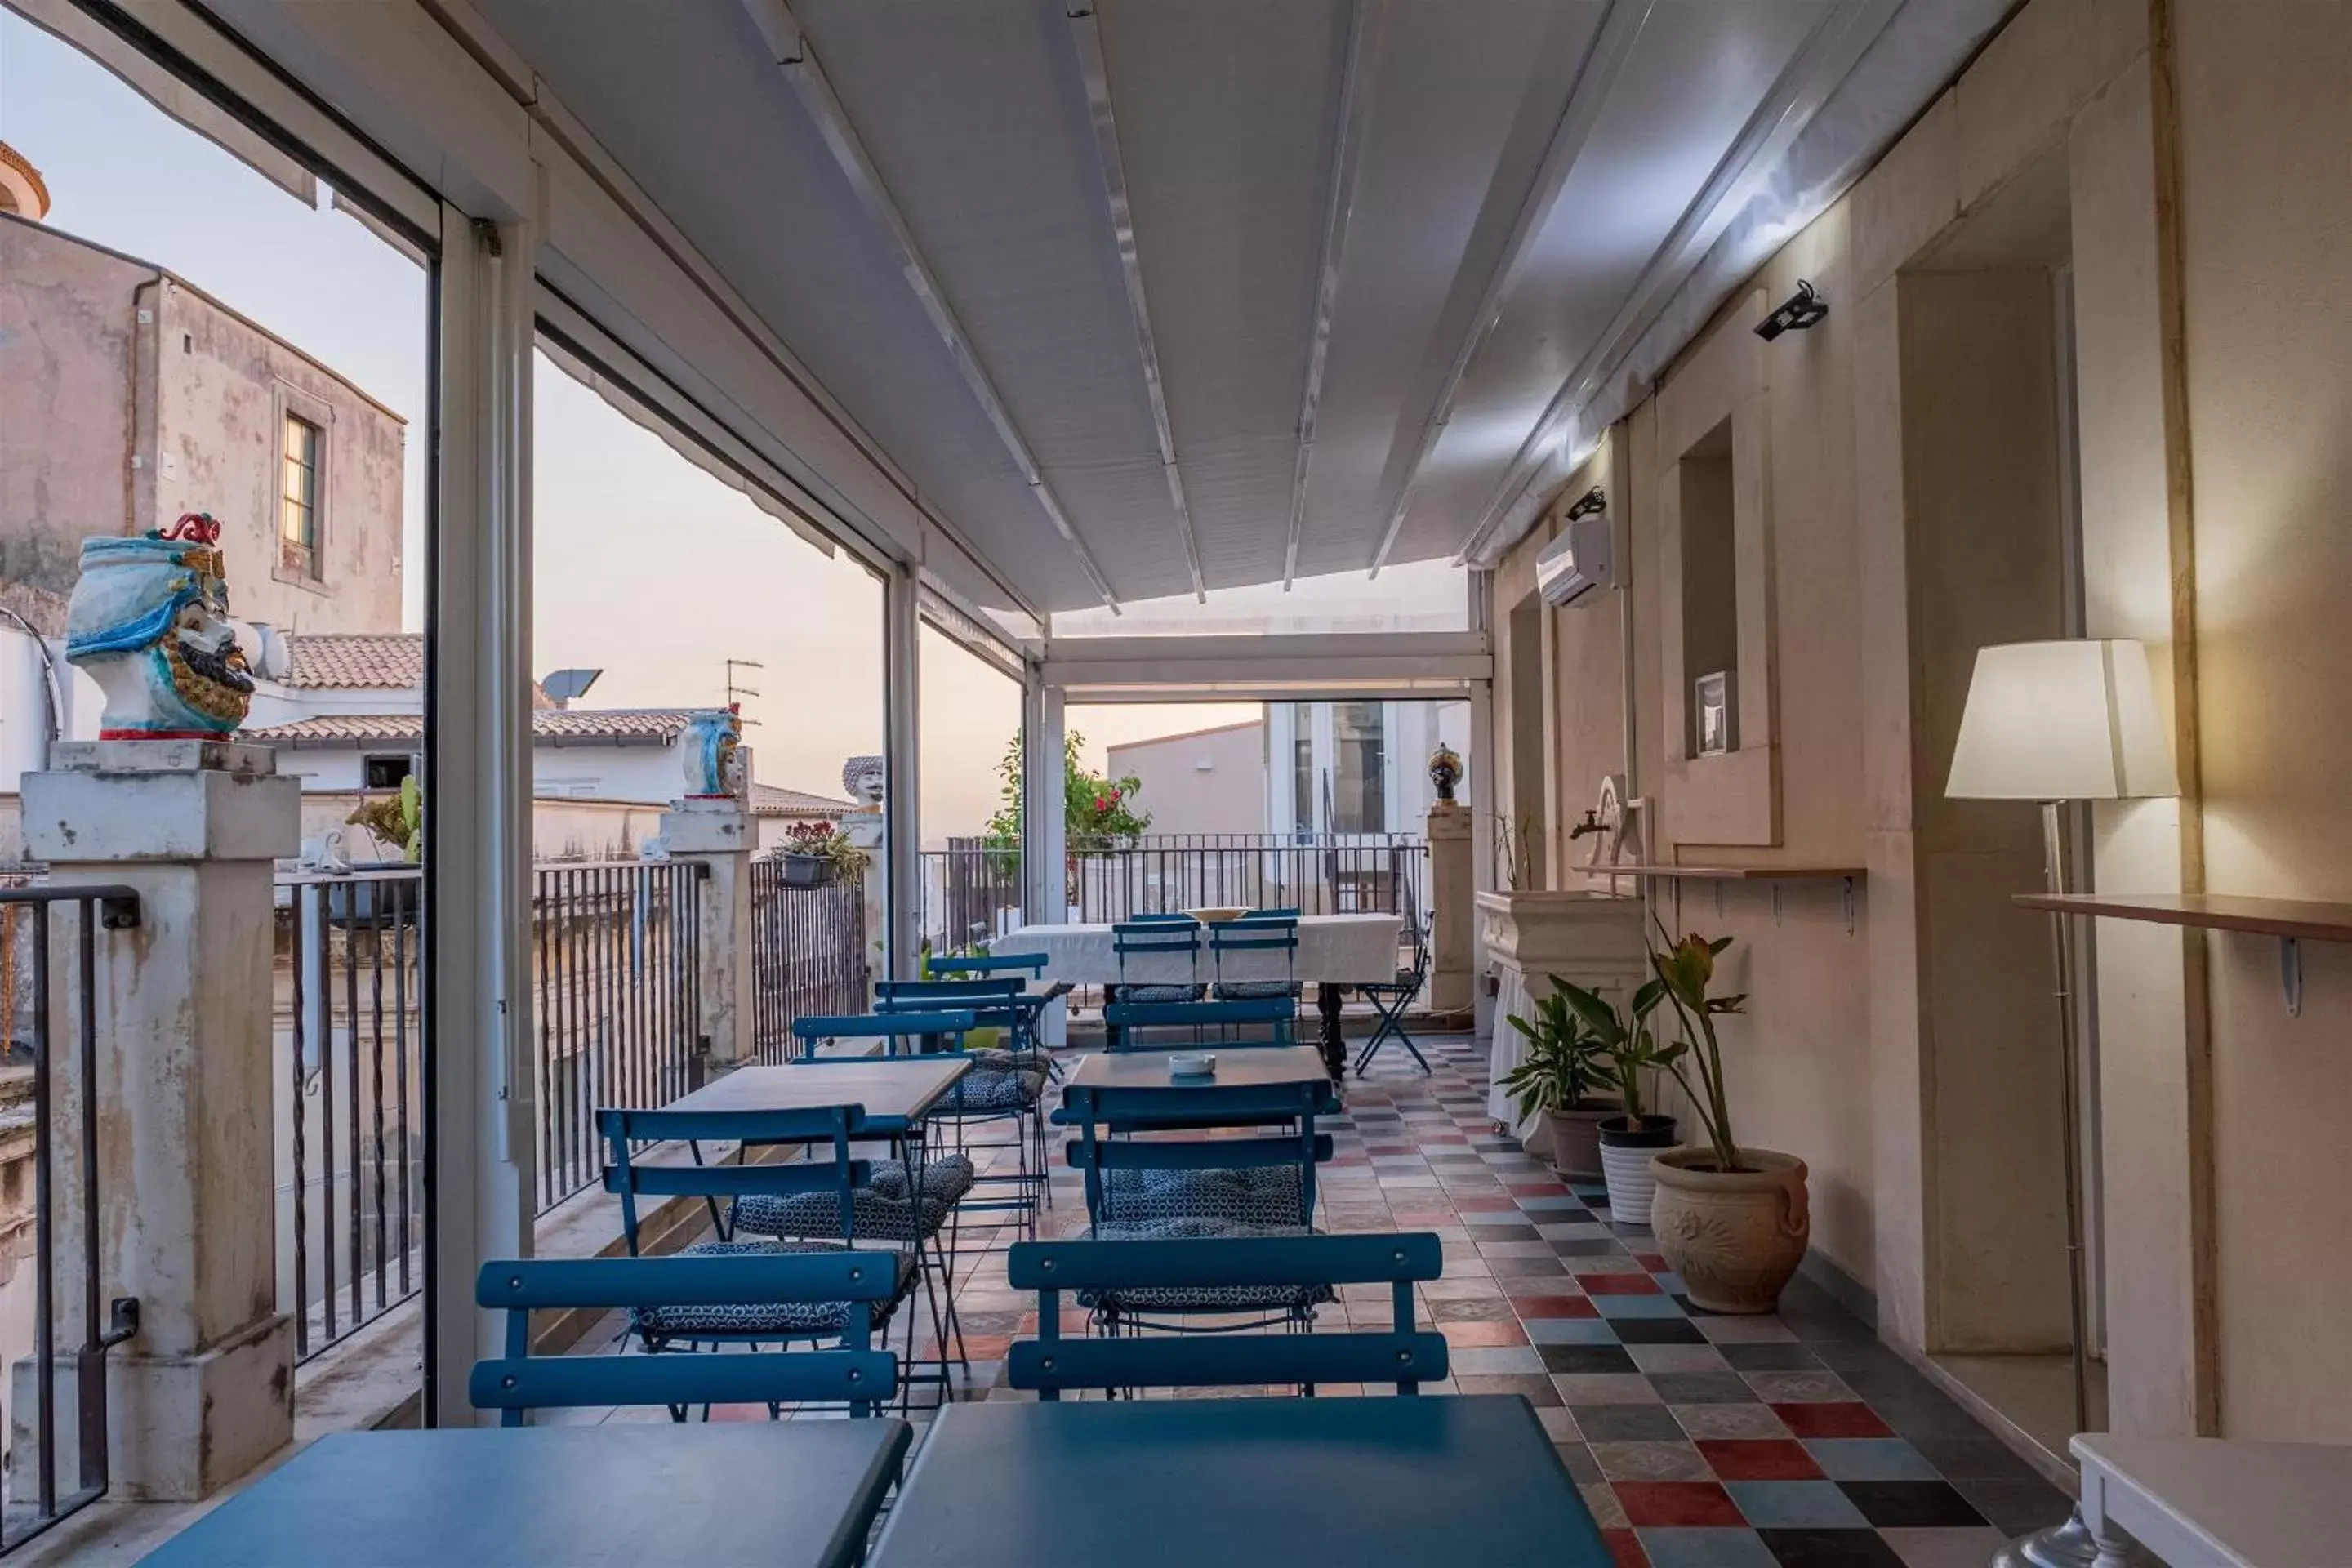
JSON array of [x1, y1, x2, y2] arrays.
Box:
[[1596, 1114, 1677, 1227], [779, 853, 830, 888], [1649, 1147, 1810, 1314]]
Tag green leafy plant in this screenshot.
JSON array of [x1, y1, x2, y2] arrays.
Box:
[[781, 819, 868, 882], [1647, 926, 1749, 1171], [1499, 982, 1613, 1124], [345, 774, 423, 863], [1547, 973, 1682, 1122]]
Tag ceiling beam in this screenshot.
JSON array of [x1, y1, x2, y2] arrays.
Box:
[[1284, 0, 1379, 590], [1453, 0, 1901, 566], [736, 0, 1123, 612], [1058, 2, 1205, 602], [1365, 0, 1650, 578]]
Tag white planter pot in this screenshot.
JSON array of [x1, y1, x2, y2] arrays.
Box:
[[1597, 1115, 1678, 1227]]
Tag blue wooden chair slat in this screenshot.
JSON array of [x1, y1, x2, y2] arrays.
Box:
[[597, 1105, 862, 1145], [1099, 998, 1294, 1030], [875, 978, 1025, 1000], [791, 1010, 978, 1040], [478, 1253, 902, 1310], [1062, 1080, 1330, 1123], [470, 1253, 902, 1421], [926, 951, 1048, 978], [1004, 1233, 1447, 1396], [1009, 1232, 1441, 1290], [1008, 1333, 1446, 1394], [471, 1348, 899, 1414], [1062, 1134, 1334, 1171], [603, 1159, 873, 1202]]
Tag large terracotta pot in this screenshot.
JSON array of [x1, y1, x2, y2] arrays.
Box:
[[1647, 1147, 1810, 1313]]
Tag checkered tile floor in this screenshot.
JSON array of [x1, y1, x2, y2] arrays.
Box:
[[928, 1035, 2072, 1568]]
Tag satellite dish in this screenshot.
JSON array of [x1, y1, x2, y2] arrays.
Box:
[[540, 668, 604, 706]]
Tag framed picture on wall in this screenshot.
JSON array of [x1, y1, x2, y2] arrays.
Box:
[[1695, 670, 1736, 757]]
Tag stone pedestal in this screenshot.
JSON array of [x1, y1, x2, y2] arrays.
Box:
[[13, 740, 299, 1500], [844, 808, 886, 987], [659, 801, 755, 1070], [1474, 890, 1648, 1140], [1426, 802, 1473, 1013]]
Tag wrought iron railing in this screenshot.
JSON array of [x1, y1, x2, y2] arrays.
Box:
[[749, 862, 868, 1062], [920, 832, 1429, 951], [529, 860, 704, 1213], [274, 870, 423, 1363], [0, 884, 143, 1554]]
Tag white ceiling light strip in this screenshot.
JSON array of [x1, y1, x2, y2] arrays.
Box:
[[1060, 2, 1205, 602], [1363, 0, 1651, 579], [1283, 0, 1379, 590], [737, 0, 1122, 612], [1452, 0, 1901, 566]]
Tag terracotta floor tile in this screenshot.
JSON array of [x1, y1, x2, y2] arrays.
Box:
[[1612, 1481, 1745, 1528]]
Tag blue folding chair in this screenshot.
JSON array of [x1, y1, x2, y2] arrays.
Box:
[[1208, 914, 1302, 1007], [871, 991, 1052, 1230], [470, 1252, 906, 1424], [925, 951, 1047, 981], [1354, 915, 1433, 1075], [1006, 1233, 1448, 1396], [1100, 996, 1296, 1050], [1109, 920, 1205, 1046]]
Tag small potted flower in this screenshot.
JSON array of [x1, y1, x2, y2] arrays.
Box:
[[1498, 983, 1618, 1180]]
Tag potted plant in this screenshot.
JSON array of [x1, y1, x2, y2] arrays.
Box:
[[1498, 982, 1618, 1180], [1548, 973, 1682, 1226], [1644, 930, 1811, 1313], [333, 776, 423, 926]]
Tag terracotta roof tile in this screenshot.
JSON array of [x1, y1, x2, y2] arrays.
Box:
[[749, 782, 854, 817], [250, 709, 699, 746], [281, 634, 423, 689]]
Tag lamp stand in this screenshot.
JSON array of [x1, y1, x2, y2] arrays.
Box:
[[1990, 800, 2099, 1568]]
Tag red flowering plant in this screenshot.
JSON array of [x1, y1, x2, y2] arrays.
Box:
[[980, 731, 1151, 878]]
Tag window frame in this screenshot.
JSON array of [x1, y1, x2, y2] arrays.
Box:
[[273, 381, 335, 590]]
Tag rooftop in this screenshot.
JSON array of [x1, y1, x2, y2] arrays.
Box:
[[279, 633, 424, 690], [248, 708, 702, 746]]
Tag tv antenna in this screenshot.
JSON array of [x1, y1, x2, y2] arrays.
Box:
[[726, 658, 764, 725]]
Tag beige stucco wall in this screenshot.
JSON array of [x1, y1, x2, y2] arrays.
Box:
[[0, 217, 404, 635], [1106, 720, 1267, 838], [1492, 0, 2352, 1445]]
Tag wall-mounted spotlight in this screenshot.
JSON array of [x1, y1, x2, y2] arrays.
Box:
[[1753, 279, 1829, 341], [1564, 487, 1606, 522]]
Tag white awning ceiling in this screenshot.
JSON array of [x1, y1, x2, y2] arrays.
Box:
[[468, 0, 2005, 612]]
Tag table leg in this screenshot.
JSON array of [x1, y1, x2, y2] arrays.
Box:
[[1316, 982, 1347, 1081]]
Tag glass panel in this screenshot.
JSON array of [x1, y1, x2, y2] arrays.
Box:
[[1291, 704, 1316, 833], [281, 412, 318, 555], [1333, 702, 1386, 834]]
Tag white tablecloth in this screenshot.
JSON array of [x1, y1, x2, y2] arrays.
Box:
[[995, 915, 1403, 987]]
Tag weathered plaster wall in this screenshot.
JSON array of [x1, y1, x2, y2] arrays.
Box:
[[0, 218, 403, 636], [2171, 0, 2352, 1443], [154, 278, 404, 635], [1107, 721, 1266, 839]]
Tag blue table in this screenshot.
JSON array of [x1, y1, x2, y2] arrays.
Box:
[[867, 1394, 1609, 1568], [138, 1420, 912, 1568]]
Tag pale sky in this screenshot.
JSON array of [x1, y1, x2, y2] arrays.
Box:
[[2, 12, 1453, 841]]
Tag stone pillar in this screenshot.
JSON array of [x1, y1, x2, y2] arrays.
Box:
[[15, 740, 298, 1500], [658, 800, 754, 1071], [844, 807, 886, 991], [1426, 800, 1473, 1013]]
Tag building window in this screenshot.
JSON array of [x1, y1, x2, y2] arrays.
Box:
[[1290, 705, 1316, 835], [363, 755, 412, 791], [1333, 702, 1386, 834], [281, 411, 321, 577]]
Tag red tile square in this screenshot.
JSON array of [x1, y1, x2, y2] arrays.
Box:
[[1695, 1439, 1824, 1480], [708, 1403, 768, 1422], [1438, 1320, 1530, 1347], [1510, 1294, 1598, 1318], [1611, 1481, 1744, 1528], [1508, 1181, 1570, 1196], [1634, 1253, 1670, 1271], [1771, 1402, 1894, 1439], [1578, 1273, 1663, 1295], [1454, 1194, 1519, 1212], [1603, 1528, 1650, 1568]]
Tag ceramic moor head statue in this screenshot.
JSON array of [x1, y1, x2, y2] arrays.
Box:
[[681, 706, 745, 799], [65, 513, 255, 738]]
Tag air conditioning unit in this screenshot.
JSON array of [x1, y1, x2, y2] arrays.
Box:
[[1535, 494, 1613, 608]]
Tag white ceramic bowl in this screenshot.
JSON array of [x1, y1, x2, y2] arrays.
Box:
[[1168, 1051, 1217, 1078]]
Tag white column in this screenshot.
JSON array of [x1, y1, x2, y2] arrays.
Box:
[[659, 804, 753, 1070], [427, 205, 536, 1428], [1468, 676, 1496, 1042], [882, 562, 921, 980], [17, 741, 298, 1499], [1020, 666, 1066, 924]]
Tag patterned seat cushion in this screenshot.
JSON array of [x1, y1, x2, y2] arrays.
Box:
[[731, 1154, 978, 1242], [632, 1240, 914, 1340], [1120, 983, 1206, 1004], [1209, 980, 1302, 1000], [1077, 1218, 1337, 1315], [1098, 1162, 1308, 1228], [939, 1064, 1046, 1113]]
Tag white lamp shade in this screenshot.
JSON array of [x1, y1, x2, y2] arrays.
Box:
[[1945, 639, 2178, 800]]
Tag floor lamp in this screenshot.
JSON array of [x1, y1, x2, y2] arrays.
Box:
[[1946, 639, 2177, 1568]]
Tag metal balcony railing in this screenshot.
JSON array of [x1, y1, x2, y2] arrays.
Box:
[[0, 884, 143, 1555], [749, 862, 869, 1063]]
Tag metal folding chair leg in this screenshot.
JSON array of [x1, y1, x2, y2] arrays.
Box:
[[1352, 989, 1430, 1074]]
